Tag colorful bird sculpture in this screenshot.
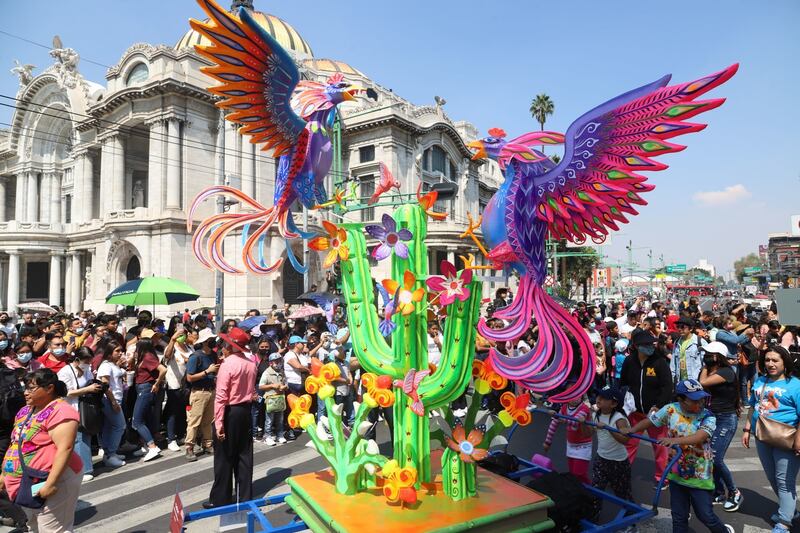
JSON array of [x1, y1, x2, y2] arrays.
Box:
[[368, 162, 402, 205], [468, 65, 738, 401]]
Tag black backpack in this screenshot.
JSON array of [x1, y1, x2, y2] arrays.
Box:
[[0, 368, 25, 427]]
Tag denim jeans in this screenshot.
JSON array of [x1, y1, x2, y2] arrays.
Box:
[[74, 431, 93, 475], [669, 483, 728, 533], [252, 397, 265, 434], [264, 410, 284, 438], [334, 393, 354, 427], [131, 382, 156, 445], [101, 397, 127, 455], [709, 412, 738, 497], [164, 389, 187, 442], [739, 364, 756, 403], [756, 438, 800, 527]]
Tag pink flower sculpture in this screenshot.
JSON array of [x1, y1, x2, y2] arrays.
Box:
[[426, 260, 472, 306], [365, 214, 413, 261]]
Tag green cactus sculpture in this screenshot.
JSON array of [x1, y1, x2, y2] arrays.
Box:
[[340, 203, 482, 487]]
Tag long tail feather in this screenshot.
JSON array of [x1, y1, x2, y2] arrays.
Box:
[[284, 238, 308, 274]]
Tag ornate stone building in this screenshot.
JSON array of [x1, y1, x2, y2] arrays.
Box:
[[0, 1, 503, 317]]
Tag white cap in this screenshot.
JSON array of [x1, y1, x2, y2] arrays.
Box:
[[703, 341, 732, 359], [197, 328, 216, 344]]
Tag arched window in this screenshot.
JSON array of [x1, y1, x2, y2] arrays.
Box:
[[125, 63, 149, 86], [422, 144, 458, 220]]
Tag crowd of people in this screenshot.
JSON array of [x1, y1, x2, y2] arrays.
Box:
[[0, 289, 795, 532]]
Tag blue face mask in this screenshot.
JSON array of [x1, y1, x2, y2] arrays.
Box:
[[0, 341, 7, 351], [75, 328, 84, 335], [638, 345, 656, 357], [16, 352, 32, 364], [52, 347, 66, 357]]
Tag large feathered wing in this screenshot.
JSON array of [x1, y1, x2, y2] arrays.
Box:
[[534, 64, 738, 244], [190, 0, 306, 157]]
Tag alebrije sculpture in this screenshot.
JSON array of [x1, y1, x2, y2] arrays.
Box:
[[467, 64, 739, 401], [185, 0, 376, 275]]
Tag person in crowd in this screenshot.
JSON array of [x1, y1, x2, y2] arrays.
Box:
[[206, 327, 256, 509], [427, 322, 443, 367], [258, 352, 287, 446], [251, 337, 272, 440], [742, 345, 800, 532], [57, 347, 103, 482], [95, 341, 127, 468], [162, 327, 193, 452], [130, 338, 166, 462], [14, 312, 34, 337], [716, 317, 752, 365], [0, 313, 16, 344], [542, 396, 592, 484], [626, 379, 733, 533], [1, 369, 83, 533], [581, 316, 602, 346], [590, 386, 633, 524], [671, 317, 703, 383], [698, 341, 743, 512], [611, 338, 629, 389], [184, 328, 219, 461], [618, 310, 639, 337], [332, 347, 354, 427], [62, 318, 88, 351], [5, 341, 40, 376], [283, 336, 310, 440], [620, 329, 672, 487], [40, 336, 69, 373]]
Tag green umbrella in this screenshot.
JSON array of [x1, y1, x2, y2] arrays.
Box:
[[106, 276, 200, 308]]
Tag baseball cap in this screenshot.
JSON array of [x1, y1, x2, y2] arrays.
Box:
[[614, 338, 629, 352], [289, 335, 306, 345], [675, 379, 710, 400], [196, 328, 216, 345], [139, 328, 156, 339], [268, 352, 282, 362], [630, 329, 658, 346], [703, 341, 732, 359], [597, 386, 624, 405]]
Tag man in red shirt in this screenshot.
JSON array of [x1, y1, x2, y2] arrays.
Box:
[[205, 327, 256, 508], [40, 335, 69, 372]]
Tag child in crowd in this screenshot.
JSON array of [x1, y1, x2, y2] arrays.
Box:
[[625, 379, 734, 533], [259, 352, 288, 446], [332, 347, 354, 427], [591, 386, 633, 527], [542, 395, 592, 484], [612, 338, 629, 388]]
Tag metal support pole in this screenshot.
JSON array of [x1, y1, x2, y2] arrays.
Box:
[[214, 111, 225, 331], [303, 206, 310, 292]]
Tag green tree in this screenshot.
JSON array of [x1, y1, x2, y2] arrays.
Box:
[[555, 241, 601, 301], [529, 93, 555, 131], [733, 253, 766, 282]]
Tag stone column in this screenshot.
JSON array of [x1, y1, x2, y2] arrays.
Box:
[[51, 173, 62, 225], [39, 173, 52, 224], [447, 249, 455, 267], [166, 118, 182, 209], [0, 259, 5, 310], [147, 119, 165, 213], [243, 141, 256, 198], [111, 134, 125, 211], [14, 174, 25, 221], [83, 153, 94, 221], [64, 254, 72, 313], [0, 178, 6, 222], [100, 137, 112, 217], [70, 252, 82, 312], [26, 172, 38, 222], [7, 251, 20, 318], [49, 252, 63, 308]]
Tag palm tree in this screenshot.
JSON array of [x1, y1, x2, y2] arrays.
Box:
[[529, 93, 554, 131]]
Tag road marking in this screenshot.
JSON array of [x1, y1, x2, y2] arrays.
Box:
[[726, 456, 768, 472]]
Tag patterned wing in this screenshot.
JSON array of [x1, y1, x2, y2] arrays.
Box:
[[534, 64, 738, 244], [191, 0, 306, 157]]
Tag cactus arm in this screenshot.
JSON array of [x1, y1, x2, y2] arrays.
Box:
[[324, 396, 347, 453], [344, 401, 372, 457], [463, 389, 485, 430]]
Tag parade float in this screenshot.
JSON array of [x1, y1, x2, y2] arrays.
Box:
[[183, 0, 737, 530]]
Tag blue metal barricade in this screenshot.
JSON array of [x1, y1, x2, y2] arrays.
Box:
[[183, 493, 306, 533]]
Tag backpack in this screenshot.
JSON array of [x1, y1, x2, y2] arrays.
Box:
[[0, 368, 25, 427]]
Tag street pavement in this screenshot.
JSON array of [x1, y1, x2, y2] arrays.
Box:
[[0, 408, 787, 532]]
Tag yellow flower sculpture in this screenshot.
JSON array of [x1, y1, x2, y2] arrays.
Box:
[[381, 271, 425, 316], [472, 358, 508, 395], [498, 391, 532, 427], [309, 220, 349, 268], [305, 358, 340, 399], [381, 459, 417, 506], [287, 393, 315, 429], [361, 373, 395, 408]]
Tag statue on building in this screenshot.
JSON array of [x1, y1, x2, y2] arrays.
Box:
[[49, 35, 81, 89], [132, 179, 146, 208], [10, 60, 35, 87]]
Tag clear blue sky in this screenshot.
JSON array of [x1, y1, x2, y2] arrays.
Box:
[[2, 0, 798, 277]]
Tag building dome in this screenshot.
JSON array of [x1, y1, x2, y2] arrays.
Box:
[[301, 58, 365, 78], [176, 2, 313, 57]]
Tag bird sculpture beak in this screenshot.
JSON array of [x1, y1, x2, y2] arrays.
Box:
[[467, 140, 487, 160], [344, 86, 368, 101]]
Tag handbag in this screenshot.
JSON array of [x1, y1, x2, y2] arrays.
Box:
[[264, 393, 286, 413], [13, 410, 49, 509], [754, 380, 797, 450], [69, 366, 104, 436]]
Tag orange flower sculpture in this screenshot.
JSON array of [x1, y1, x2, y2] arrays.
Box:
[[381, 459, 417, 506], [416, 183, 448, 221], [382, 271, 425, 316], [305, 358, 340, 399], [498, 391, 532, 427], [445, 423, 488, 463], [287, 394, 315, 430], [309, 220, 349, 268], [361, 373, 395, 408], [472, 358, 508, 395]]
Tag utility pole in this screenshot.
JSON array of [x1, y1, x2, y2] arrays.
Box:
[[626, 240, 633, 298], [214, 110, 225, 331]]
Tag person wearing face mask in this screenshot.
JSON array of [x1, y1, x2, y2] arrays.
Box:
[[0, 332, 11, 364], [3, 341, 40, 374], [619, 329, 673, 487], [0, 313, 15, 344], [581, 316, 601, 345], [63, 318, 89, 350], [258, 352, 287, 446], [41, 335, 69, 373], [96, 341, 127, 468], [250, 338, 272, 440], [162, 327, 193, 452], [57, 347, 104, 482], [625, 379, 733, 533]]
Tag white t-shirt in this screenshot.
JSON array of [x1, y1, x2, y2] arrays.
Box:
[[619, 322, 636, 336], [595, 411, 629, 461], [586, 329, 602, 345], [163, 344, 190, 390], [0, 324, 16, 341], [427, 333, 442, 366], [284, 350, 310, 385], [57, 364, 93, 410], [97, 360, 126, 402]]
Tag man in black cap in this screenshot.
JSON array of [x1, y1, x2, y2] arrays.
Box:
[[620, 329, 673, 487]]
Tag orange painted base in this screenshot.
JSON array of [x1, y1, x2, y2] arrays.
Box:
[[285, 450, 554, 533]]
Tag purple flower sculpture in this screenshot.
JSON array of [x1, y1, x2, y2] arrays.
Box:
[[364, 214, 413, 261]]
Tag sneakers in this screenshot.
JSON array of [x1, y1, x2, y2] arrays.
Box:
[[82, 474, 94, 482], [132, 446, 148, 457], [264, 436, 276, 446], [723, 489, 743, 512], [103, 455, 126, 468], [112, 453, 125, 461], [712, 494, 726, 505], [167, 440, 182, 452], [142, 447, 161, 462], [97, 448, 105, 459], [185, 448, 197, 462], [725, 525, 735, 533], [771, 524, 789, 533], [277, 436, 287, 444]]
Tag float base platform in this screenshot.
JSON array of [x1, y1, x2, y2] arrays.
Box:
[[285, 454, 554, 533]]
